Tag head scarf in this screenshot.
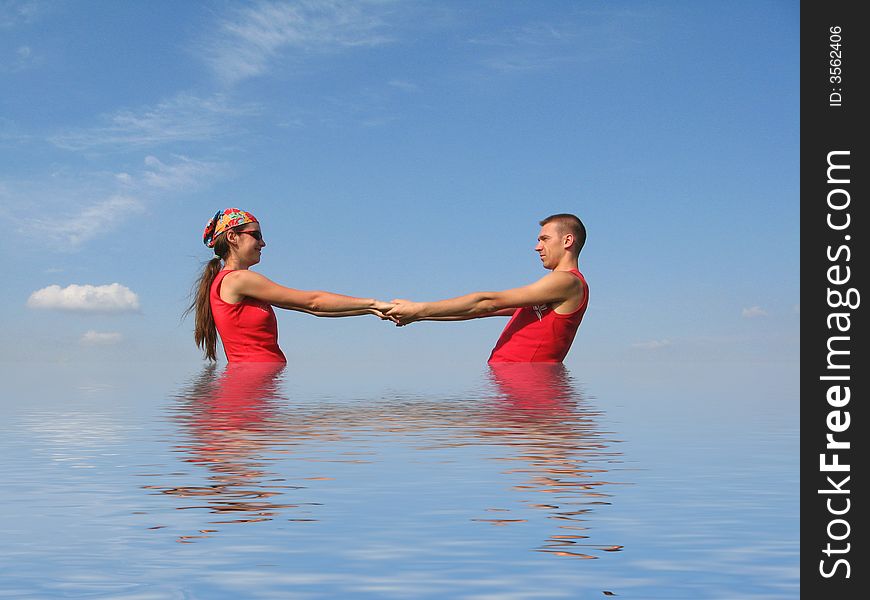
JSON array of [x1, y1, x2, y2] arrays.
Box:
[[202, 208, 258, 248]]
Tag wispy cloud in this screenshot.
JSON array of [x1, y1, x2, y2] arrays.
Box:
[[469, 13, 646, 74], [387, 79, 419, 93], [140, 154, 225, 190], [470, 23, 577, 48], [10, 152, 223, 249], [81, 331, 123, 345], [27, 283, 140, 313], [742, 306, 768, 319], [0, 116, 33, 147], [0, 44, 37, 72], [631, 339, 671, 350], [115, 154, 224, 192], [49, 93, 259, 151], [201, 0, 395, 85], [469, 23, 583, 73], [27, 194, 144, 246], [0, 0, 47, 28]]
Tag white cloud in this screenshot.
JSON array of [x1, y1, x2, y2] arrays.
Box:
[[742, 306, 768, 319], [202, 0, 395, 84], [27, 283, 141, 313], [142, 154, 223, 190], [469, 23, 576, 48], [468, 23, 582, 73], [0, 0, 46, 28], [12, 153, 219, 248], [81, 330, 123, 345], [468, 13, 648, 74], [387, 79, 419, 93], [49, 93, 259, 151], [0, 43, 37, 72], [631, 339, 671, 350], [0, 118, 24, 146], [28, 194, 144, 246]]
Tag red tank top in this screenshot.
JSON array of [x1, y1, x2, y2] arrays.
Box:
[[210, 270, 286, 363], [488, 269, 588, 363]]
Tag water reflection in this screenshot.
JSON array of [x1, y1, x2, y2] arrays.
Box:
[[479, 363, 624, 558], [145, 363, 318, 541], [150, 362, 623, 557]]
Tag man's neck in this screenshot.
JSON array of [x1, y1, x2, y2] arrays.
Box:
[[551, 256, 579, 272]]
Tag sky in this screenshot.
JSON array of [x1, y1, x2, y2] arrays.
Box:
[[0, 0, 799, 373]]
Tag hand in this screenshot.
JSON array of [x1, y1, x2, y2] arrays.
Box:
[[372, 300, 398, 323], [386, 299, 425, 326]]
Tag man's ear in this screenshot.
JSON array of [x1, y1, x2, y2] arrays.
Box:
[[563, 233, 574, 250]]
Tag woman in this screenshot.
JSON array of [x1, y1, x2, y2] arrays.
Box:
[[187, 208, 392, 362]]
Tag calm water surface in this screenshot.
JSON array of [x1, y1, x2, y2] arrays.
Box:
[[0, 360, 798, 599]]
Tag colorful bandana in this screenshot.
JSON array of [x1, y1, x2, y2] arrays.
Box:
[[203, 208, 258, 247]]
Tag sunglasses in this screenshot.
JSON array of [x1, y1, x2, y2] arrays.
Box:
[[236, 230, 263, 241]]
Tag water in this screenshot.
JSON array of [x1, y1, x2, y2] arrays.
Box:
[[0, 360, 798, 598]]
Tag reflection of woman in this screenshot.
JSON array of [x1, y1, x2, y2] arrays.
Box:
[[187, 208, 394, 362], [184, 362, 285, 434], [165, 362, 296, 527]]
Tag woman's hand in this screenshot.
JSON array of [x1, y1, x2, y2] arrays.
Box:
[[385, 299, 426, 326], [372, 300, 398, 322]]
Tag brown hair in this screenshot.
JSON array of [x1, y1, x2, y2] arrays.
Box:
[[540, 213, 586, 254], [184, 235, 230, 361]]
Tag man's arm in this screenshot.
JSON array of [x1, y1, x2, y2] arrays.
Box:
[[387, 272, 578, 325], [422, 308, 516, 321]]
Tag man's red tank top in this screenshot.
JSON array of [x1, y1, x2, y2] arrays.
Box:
[[210, 270, 287, 363], [488, 269, 588, 363]]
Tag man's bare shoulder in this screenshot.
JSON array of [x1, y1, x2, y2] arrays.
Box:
[[537, 269, 582, 289]]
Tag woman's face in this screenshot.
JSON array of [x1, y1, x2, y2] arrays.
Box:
[[230, 224, 266, 265]]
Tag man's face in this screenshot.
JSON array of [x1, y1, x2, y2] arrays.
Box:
[[534, 222, 566, 269]]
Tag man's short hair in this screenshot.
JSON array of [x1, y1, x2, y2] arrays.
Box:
[[540, 213, 586, 254]]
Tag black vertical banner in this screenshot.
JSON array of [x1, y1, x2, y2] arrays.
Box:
[[802, 1, 866, 596]]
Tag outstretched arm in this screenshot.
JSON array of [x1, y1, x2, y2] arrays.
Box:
[[289, 307, 392, 318], [411, 308, 516, 321], [224, 270, 393, 315], [387, 272, 578, 325]]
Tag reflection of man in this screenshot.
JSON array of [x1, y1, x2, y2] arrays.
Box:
[[387, 214, 589, 363], [482, 362, 623, 558], [488, 362, 573, 411]]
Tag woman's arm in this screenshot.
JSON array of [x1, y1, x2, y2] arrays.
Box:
[[288, 307, 390, 318], [223, 270, 393, 314]]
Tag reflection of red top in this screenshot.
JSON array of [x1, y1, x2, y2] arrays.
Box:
[[210, 270, 286, 363], [190, 363, 286, 434], [488, 269, 588, 363], [488, 362, 572, 408]]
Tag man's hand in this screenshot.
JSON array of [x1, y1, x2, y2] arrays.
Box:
[[386, 299, 426, 326], [372, 300, 398, 323]]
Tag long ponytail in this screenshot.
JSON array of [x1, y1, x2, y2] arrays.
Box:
[[185, 236, 229, 361]]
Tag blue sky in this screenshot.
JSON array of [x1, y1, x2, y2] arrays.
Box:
[[0, 1, 799, 371]]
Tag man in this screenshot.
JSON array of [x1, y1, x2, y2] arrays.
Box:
[[386, 213, 589, 363]]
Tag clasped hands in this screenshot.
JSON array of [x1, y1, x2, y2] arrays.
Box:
[[372, 299, 424, 326]]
